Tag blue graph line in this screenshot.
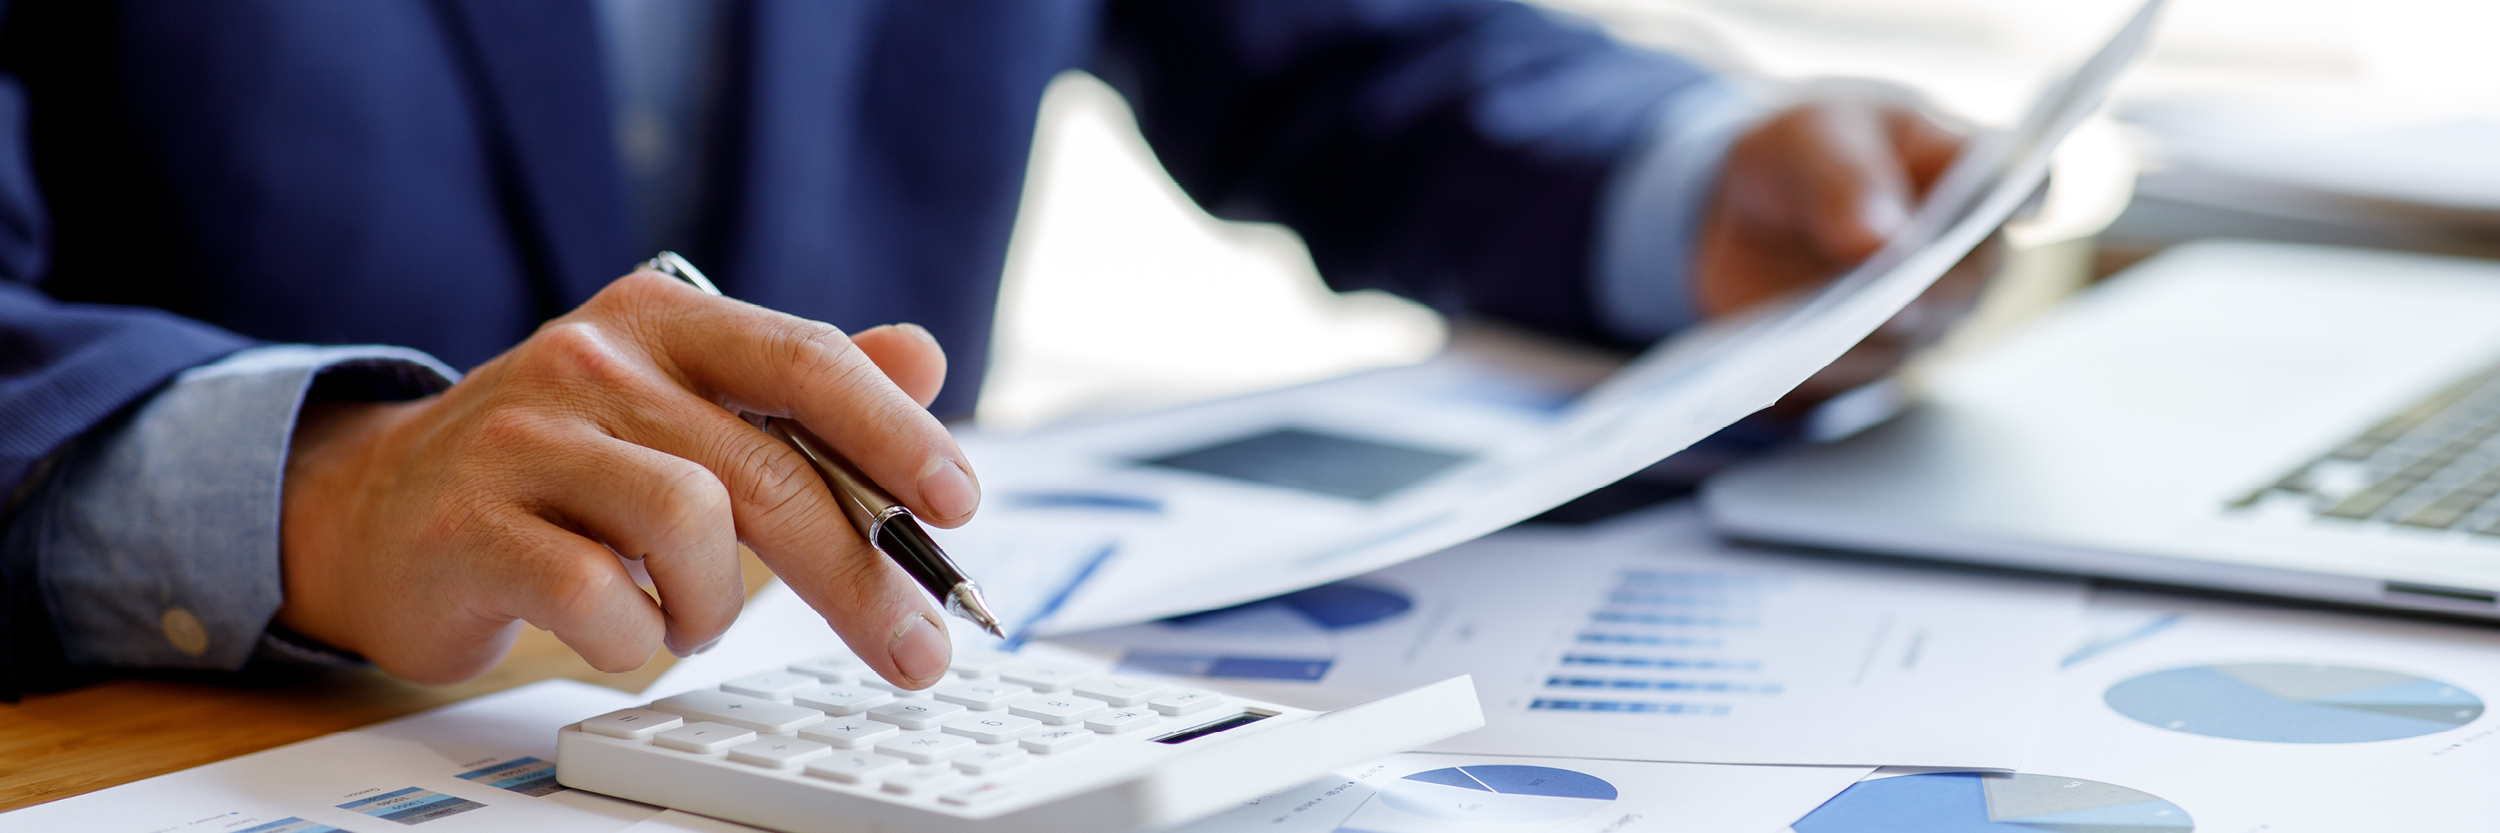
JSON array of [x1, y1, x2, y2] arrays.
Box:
[[1528, 699, 1731, 716], [999, 542, 1120, 651], [1544, 677, 1783, 695], [1558, 654, 1759, 671], [2061, 613, 2183, 667], [1575, 633, 1724, 649], [1605, 592, 1751, 607], [1003, 491, 1166, 514], [1588, 612, 1757, 628]]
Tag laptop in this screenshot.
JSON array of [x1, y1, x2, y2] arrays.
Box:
[[1704, 239, 2500, 619]]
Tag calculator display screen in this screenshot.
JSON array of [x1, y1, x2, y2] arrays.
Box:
[[1151, 711, 1274, 745]]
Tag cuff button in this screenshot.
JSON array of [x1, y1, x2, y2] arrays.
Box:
[[162, 607, 209, 657]]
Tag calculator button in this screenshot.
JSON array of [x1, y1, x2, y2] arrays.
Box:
[[722, 671, 821, 701], [1148, 690, 1223, 716], [1084, 708, 1159, 734], [876, 732, 978, 764], [948, 651, 1020, 679], [581, 708, 681, 740], [1008, 695, 1108, 725], [881, 767, 959, 796], [1072, 676, 1168, 707], [940, 713, 1041, 743], [863, 673, 955, 694], [652, 690, 826, 734], [996, 663, 1093, 691], [729, 737, 832, 768], [804, 752, 905, 784], [952, 746, 1028, 775], [933, 681, 1032, 710], [798, 719, 902, 749], [794, 684, 893, 716], [789, 655, 866, 683], [1019, 728, 1095, 754], [868, 699, 966, 730], [941, 782, 1015, 807], [654, 722, 756, 754]]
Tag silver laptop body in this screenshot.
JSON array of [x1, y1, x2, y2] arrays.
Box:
[[1705, 239, 2500, 619]]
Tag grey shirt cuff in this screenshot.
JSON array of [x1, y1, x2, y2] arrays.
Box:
[[7, 344, 456, 672], [1592, 78, 1766, 343]]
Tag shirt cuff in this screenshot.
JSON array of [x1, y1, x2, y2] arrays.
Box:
[[1591, 78, 1766, 343], [9, 344, 457, 673]]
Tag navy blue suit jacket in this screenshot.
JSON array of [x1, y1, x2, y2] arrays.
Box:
[[0, 0, 1706, 693]]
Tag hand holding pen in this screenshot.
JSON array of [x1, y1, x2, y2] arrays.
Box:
[[274, 259, 987, 689], [646, 252, 1003, 638]]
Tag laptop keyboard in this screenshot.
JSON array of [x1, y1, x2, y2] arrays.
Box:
[[2233, 362, 2500, 532]]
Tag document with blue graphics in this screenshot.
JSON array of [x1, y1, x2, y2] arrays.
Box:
[[936, 0, 2169, 639], [1034, 506, 2088, 769]]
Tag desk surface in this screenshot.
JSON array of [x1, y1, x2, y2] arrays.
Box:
[[0, 551, 777, 812]]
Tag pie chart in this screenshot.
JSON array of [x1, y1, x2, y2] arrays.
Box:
[[1338, 765, 1616, 832], [2104, 663, 2483, 743], [1791, 772, 2192, 833]]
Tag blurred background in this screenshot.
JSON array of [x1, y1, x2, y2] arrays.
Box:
[[975, 0, 2500, 432]]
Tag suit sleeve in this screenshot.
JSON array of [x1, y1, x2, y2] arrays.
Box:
[[1094, 0, 1716, 343], [0, 66, 260, 698]]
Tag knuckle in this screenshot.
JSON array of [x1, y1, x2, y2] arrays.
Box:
[[544, 554, 624, 626], [728, 436, 821, 528], [592, 268, 676, 312], [782, 322, 863, 395], [817, 539, 892, 609], [648, 458, 733, 551], [522, 321, 643, 388]]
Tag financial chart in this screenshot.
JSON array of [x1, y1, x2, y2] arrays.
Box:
[[1792, 772, 2194, 832], [1335, 765, 1618, 833], [2103, 663, 2484, 743], [1528, 569, 1783, 717]]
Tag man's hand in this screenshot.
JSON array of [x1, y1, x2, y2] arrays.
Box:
[[276, 269, 976, 688], [1696, 95, 2001, 412]]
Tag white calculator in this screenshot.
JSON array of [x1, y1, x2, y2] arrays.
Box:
[[556, 652, 1481, 833]]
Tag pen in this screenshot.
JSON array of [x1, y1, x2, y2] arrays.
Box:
[[644, 251, 1006, 638]]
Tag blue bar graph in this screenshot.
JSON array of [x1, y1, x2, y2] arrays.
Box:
[[1534, 568, 1782, 718], [456, 757, 562, 796], [337, 787, 487, 825]]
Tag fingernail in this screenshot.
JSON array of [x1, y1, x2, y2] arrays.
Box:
[[888, 613, 950, 686], [918, 457, 980, 522], [897, 322, 938, 346], [692, 635, 723, 655]]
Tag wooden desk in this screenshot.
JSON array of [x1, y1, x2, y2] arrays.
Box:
[[0, 551, 778, 812]]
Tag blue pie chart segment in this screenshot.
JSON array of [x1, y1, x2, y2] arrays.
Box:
[[2104, 664, 2483, 743], [1791, 772, 2192, 833], [1374, 766, 1616, 823]]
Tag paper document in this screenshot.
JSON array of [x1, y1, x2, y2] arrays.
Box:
[[942, 0, 2166, 637], [1790, 590, 2500, 832], [1037, 505, 2086, 769], [1171, 753, 1868, 833], [0, 681, 660, 833]]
